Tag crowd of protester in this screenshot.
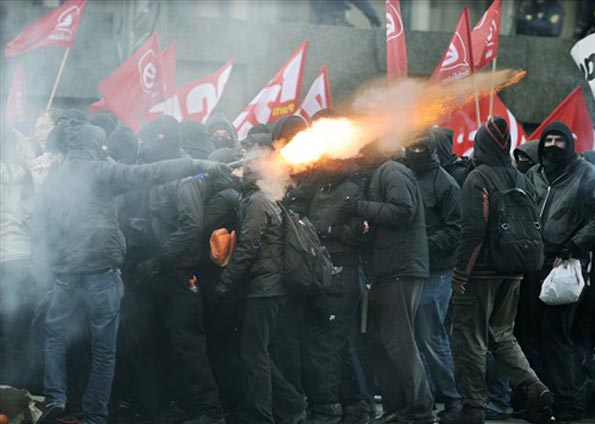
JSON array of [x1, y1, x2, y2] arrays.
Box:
[[0, 107, 594, 424]]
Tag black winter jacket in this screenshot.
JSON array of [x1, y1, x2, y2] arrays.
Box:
[[220, 186, 287, 298], [354, 160, 429, 282], [35, 157, 206, 275]]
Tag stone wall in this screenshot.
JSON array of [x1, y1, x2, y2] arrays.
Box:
[[1, 0, 593, 127]]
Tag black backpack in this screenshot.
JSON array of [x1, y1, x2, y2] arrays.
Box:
[[475, 165, 544, 274], [277, 201, 333, 296]]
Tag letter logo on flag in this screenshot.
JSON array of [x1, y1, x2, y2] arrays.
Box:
[[234, 41, 308, 139], [4, 0, 86, 57], [5, 62, 27, 125], [386, 0, 407, 80], [296, 66, 332, 123], [443, 94, 527, 157], [570, 33, 595, 100], [98, 33, 165, 130], [529, 87, 595, 153], [471, 0, 500, 71], [146, 60, 234, 124], [430, 7, 474, 85]]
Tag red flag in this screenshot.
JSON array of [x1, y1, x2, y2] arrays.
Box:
[[233, 41, 308, 139], [5, 62, 27, 124], [162, 44, 176, 97], [386, 0, 407, 80], [443, 94, 527, 157], [471, 0, 501, 71], [4, 0, 86, 58], [146, 60, 234, 124], [98, 33, 165, 131], [430, 7, 474, 85], [296, 66, 332, 123], [529, 87, 595, 153]]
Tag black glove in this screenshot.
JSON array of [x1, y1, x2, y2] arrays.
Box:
[[134, 257, 162, 285], [559, 241, 584, 260], [213, 281, 232, 300], [340, 195, 361, 215]]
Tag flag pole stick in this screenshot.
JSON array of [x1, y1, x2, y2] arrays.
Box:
[[46, 47, 71, 110], [489, 57, 497, 117], [474, 79, 481, 128]]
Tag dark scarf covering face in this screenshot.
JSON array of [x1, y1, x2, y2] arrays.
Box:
[[538, 121, 576, 181], [513, 139, 540, 174], [207, 115, 238, 149], [138, 116, 182, 163], [405, 130, 440, 175], [472, 116, 512, 167], [180, 120, 215, 159], [62, 121, 108, 161]]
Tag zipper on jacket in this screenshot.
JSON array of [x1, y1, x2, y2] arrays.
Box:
[[539, 185, 551, 219]]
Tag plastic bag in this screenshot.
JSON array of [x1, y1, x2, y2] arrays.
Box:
[[539, 259, 585, 305]]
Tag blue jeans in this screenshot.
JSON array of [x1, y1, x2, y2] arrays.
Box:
[[44, 269, 123, 424], [414, 271, 461, 407]]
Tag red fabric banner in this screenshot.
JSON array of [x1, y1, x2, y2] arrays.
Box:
[[386, 0, 407, 80], [471, 0, 501, 71], [296, 65, 332, 123]]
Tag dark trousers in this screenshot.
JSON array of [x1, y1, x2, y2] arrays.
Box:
[[517, 269, 583, 416], [368, 278, 434, 423], [452, 278, 539, 409], [302, 266, 362, 409], [234, 296, 306, 424], [120, 269, 222, 418]]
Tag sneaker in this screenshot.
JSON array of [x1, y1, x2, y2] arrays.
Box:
[[526, 382, 553, 424], [39, 404, 66, 424]]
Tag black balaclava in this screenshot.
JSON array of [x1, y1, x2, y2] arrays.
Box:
[[180, 120, 215, 159], [405, 130, 440, 175], [271, 115, 308, 148], [513, 139, 539, 174], [538, 121, 576, 180], [207, 115, 238, 150], [89, 113, 118, 138], [107, 126, 138, 164], [472, 116, 512, 167], [311, 108, 339, 123], [247, 124, 270, 137], [60, 121, 107, 161], [138, 116, 182, 163], [242, 133, 273, 151], [47, 109, 88, 154]]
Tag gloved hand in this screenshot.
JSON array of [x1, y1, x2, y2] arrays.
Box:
[[213, 281, 232, 300], [193, 160, 232, 177], [340, 195, 361, 215], [134, 257, 161, 285], [557, 241, 584, 262]]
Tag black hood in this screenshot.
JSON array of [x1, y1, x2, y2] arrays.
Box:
[[432, 127, 456, 165], [47, 109, 88, 154], [582, 150, 595, 165], [405, 129, 440, 175], [537, 121, 576, 165], [311, 108, 339, 123], [138, 116, 181, 163], [89, 113, 118, 138], [180, 120, 215, 159], [107, 126, 138, 164], [514, 139, 540, 164], [472, 116, 512, 167], [242, 132, 273, 151], [207, 114, 238, 148], [271, 115, 308, 147], [61, 121, 107, 161]]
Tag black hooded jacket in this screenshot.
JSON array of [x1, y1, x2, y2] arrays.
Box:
[[526, 122, 595, 262], [353, 160, 429, 282], [33, 121, 208, 275], [406, 133, 462, 272], [220, 181, 287, 298], [452, 117, 535, 285], [433, 127, 472, 186]]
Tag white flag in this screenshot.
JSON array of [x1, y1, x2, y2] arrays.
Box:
[[571, 33, 595, 100]]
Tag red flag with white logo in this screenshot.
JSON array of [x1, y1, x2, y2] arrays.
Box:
[[162, 44, 176, 97], [443, 94, 527, 157], [386, 0, 407, 80], [471, 0, 500, 71], [4, 0, 86, 58], [529, 87, 595, 153], [296, 66, 332, 123], [98, 33, 165, 131], [233, 41, 308, 139], [146, 60, 234, 124], [430, 7, 474, 86], [5, 62, 27, 124]]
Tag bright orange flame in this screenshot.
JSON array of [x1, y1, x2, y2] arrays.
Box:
[[278, 70, 526, 169]]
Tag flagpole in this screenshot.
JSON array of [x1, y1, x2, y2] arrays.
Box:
[[489, 57, 497, 118], [474, 81, 481, 128], [46, 47, 71, 110]]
